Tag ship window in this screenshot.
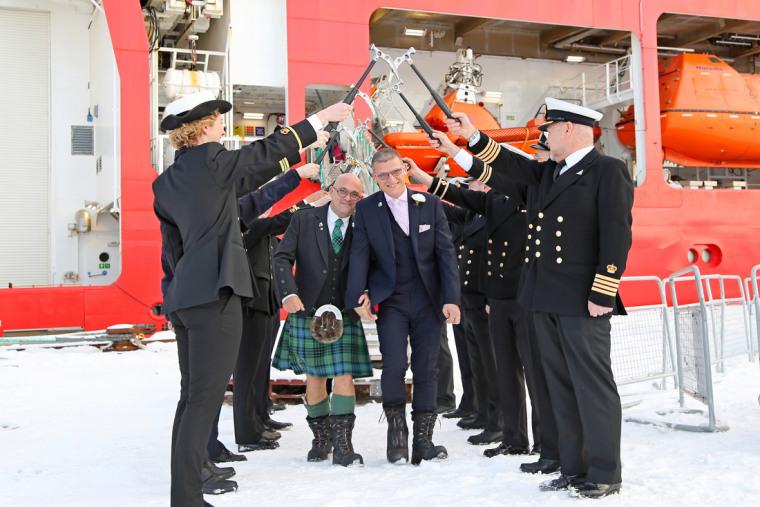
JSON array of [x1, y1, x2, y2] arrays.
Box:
[[701, 249, 711, 263], [708, 56, 721, 64], [687, 249, 697, 264]]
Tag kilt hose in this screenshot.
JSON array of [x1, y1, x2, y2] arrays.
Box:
[[273, 309, 373, 379]]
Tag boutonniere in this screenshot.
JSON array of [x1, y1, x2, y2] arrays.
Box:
[[411, 193, 426, 206]]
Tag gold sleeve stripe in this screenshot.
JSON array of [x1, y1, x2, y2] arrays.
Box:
[[479, 164, 492, 184], [596, 273, 620, 284], [290, 127, 303, 150], [476, 138, 500, 164], [593, 275, 620, 289], [431, 178, 443, 195], [594, 281, 619, 292], [439, 181, 450, 199], [279, 158, 290, 172], [592, 285, 618, 297]]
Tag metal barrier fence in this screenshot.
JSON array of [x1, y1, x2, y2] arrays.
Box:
[[610, 276, 675, 389]]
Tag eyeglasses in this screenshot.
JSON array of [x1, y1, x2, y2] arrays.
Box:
[[374, 168, 404, 181], [333, 187, 362, 200]]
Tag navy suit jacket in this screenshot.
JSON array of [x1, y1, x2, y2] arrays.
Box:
[[345, 188, 460, 318]]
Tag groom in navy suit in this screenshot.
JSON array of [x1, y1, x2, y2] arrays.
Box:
[[346, 148, 461, 464]]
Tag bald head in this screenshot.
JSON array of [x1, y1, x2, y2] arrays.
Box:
[[329, 172, 363, 218]]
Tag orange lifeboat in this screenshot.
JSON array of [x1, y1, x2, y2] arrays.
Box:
[[383, 92, 544, 176], [616, 53, 760, 168]]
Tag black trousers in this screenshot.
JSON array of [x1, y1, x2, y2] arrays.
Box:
[[452, 321, 476, 412], [169, 294, 242, 507], [461, 304, 501, 431], [233, 310, 272, 443], [533, 311, 621, 484], [436, 325, 456, 410], [377, 298, 442, 413], [525, 310, 559, 460]]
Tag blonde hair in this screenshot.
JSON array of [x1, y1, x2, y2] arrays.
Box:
[[168, 111, 220, 149]]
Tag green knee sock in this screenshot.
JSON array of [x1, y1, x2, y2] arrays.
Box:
[[306, 396, 330, 418], [330, 394, 356, 416]]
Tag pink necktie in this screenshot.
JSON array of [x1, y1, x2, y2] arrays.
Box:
[[393, 198, 409, 235]]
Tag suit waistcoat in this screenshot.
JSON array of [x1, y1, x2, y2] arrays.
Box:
[[388, 206, 420, 287], [315, 245, 347, 310]]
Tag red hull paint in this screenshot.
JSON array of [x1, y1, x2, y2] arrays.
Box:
[[0, 0, 163, 333], [2, 0, 759, 332]]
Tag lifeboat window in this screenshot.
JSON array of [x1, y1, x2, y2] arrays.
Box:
[[707, 56, 722, 64], [701, 249, 711, 263], [687, 249, 697, 264]]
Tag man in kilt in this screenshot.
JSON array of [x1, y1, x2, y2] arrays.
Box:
[[272, 172, 372, 466]]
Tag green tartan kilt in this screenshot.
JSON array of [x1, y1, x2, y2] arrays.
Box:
[[272, 309, 373, 379]]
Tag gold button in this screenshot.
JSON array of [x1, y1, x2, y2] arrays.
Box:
[[502, 252, 506, 257], [464, 281, 468, 285], [525, 257, 529, 263], [556, 246, 562, 252], [529, 224, 534, 229], [488, 250, 492, 254], [488, 271, 492, 276], [459, 245, 464, 250], [458, 255, 462, 259], [536, 226, 542, 231], [466, 270, 470, 275], [557, 257, 562, 263], [504, 241, 508, 246], [488, 261, 492, 265], [556, 231, 562, 237], [527, 234, 532, 239], [467, 260, 472, 264], [499, 263, 503, 267], [558, 216, 564, 222], [538, 212, 544, 218], [488, 239, 493, 244], [500, 274, 504, 278], [536, 252, 541, 257], [536, 239, 541, 245], [526, 246, 530, 251], [470, 250, 474, 254]]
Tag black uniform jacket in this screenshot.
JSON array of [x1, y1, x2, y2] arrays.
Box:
[[431, 177, 527, 301], [245, 203, 310, 315], [153, 119, 316, 315], [440, 203, 487, 307], [273, 204, 360, 323], [466, 133, 634, 316]]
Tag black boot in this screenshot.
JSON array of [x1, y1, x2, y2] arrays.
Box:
[[200, 463, 238, 495], [384, 405, 409, 463], [411, 412, 448, 465], [329, 413, 363, 466], [305, 415, 333, 462]]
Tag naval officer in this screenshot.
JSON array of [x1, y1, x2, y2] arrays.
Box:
[[434, 97, 633, 498]]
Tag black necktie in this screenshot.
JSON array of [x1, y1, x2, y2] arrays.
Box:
[[553, 160, 567, 181]]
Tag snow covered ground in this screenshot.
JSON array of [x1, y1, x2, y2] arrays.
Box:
[[1, 334, 760, 506]]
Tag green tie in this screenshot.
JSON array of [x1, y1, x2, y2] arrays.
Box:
[[332, 218, 344, 253]]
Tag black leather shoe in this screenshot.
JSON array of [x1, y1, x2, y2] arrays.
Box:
[[457, 415, 487, 430], [264, 418, 293, 430], [209, 446, 247, 463], [574, 482, 622, 498], [539, 474, 586, 492], [483, 442, 529, 457], [442, 408, 474, 419], [467, 430, 503, 445], [520, 458, 560, 474], [261, 429, 281, 441], [204, 459, 235, 480], [201, 466, 238, 495], [237, 439, 279, 452], [435, 404, 456, 415]]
